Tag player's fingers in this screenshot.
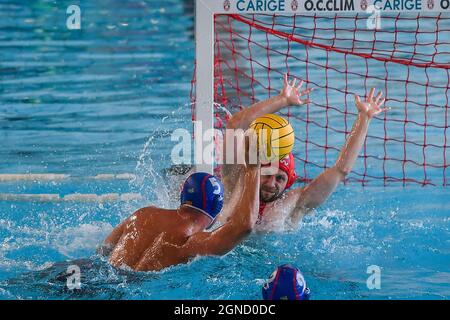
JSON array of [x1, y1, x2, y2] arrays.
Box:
[[377, 98, 386, 107], [301, 99, 311, 104], [367, 88, 375, 101], [296, 80, 304, 90], [374, 91, 383, 104], [301, 88, 313, 96], [292, 78, 298, 88]]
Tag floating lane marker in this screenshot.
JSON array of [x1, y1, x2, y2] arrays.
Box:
[[0, 174, 70, 182], [93, 173, 136, 180], [0, 173, 137, 182], [0, 193, 144, 202]]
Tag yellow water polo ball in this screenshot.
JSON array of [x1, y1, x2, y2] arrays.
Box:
[[249, 114, 295, 161]]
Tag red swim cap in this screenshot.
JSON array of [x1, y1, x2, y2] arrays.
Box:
[[262, 153, 297, 190], [279, 153, 297, 189]]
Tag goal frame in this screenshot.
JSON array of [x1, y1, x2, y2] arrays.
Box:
[[194, 0, 447, 173]]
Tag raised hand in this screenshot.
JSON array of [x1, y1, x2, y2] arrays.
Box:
[[279, 73, 313, 106], [354, 88, 389, 119]]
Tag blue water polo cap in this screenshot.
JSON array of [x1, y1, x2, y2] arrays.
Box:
[[262, 264, 310, 300], [180, 172, 224, 223]]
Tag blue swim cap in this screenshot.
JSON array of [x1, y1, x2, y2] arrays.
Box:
[[262, 264, 310, 300], [180, 172, 224, 224]]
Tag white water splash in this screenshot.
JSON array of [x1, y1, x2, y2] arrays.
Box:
[[132, 127, 173, 208], [54, 222, 114, 258]]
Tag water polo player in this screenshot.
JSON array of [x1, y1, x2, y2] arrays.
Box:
[[100, 162, 260, 271], [220, 74, 388, 229], [262, 264, 311, 300]]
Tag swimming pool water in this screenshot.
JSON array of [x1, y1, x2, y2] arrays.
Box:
[[0, 0, 449, 299], [0, 183, 448, 299]]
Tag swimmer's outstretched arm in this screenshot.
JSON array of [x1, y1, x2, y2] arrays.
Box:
[[179, 163, 260, 258], [286, 88, 389, 224], [226, 74, 312, 131], [222, 74, 312, 189]]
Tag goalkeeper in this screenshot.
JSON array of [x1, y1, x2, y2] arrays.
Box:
[[219, 74, 388, 230]]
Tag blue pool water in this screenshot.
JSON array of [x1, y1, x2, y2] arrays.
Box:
[[0, 0, 449, 299]]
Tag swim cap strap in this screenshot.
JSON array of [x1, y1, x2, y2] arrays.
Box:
[[181, 204, 215, 221]]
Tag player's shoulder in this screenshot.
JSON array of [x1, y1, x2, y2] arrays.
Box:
[[135, 205, 176, 216], [128, 206, 165, 225]]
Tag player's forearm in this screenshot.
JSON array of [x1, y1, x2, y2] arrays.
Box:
[[228, 95, 288, 130], [335, 113, 370, 177], [210, 222, 252, 256], [230, 165, 260, 229]]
